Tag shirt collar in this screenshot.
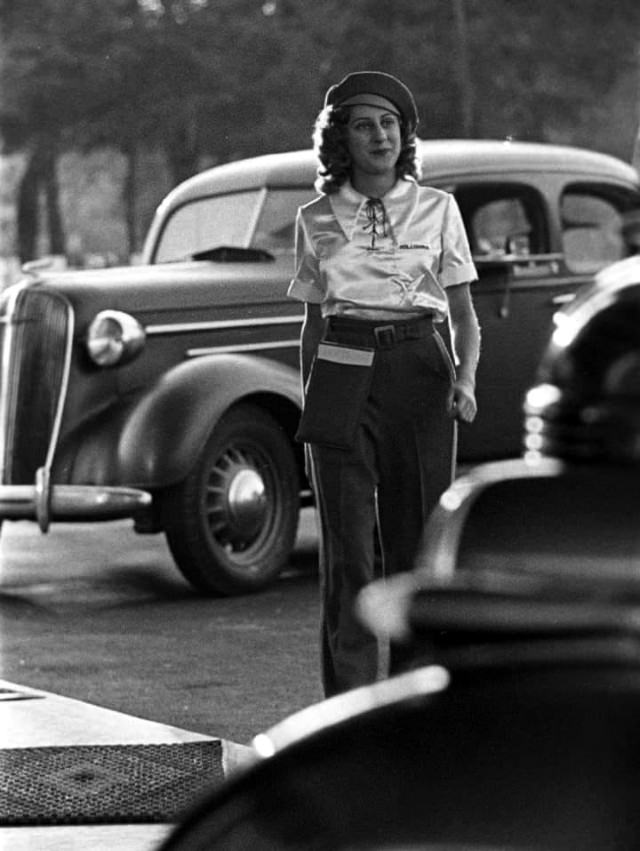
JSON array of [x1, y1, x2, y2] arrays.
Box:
[[329, 177, 416, 241]]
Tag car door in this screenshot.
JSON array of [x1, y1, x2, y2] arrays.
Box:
[[451, 177, 640, 463], [445, 179, 561, 461]]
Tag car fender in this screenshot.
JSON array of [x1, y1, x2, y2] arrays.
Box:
[[61, 354, 302, 488]]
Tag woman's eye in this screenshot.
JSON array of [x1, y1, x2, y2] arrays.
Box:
[[351, 117, 397, 132]]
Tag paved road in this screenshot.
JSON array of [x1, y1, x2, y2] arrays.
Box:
[[0, 508, 324, 745]]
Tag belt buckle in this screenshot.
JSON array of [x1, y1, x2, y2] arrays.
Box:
[[374, 325, 396, 349]]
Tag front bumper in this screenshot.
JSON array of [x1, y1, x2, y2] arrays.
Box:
[[0, 468, 151, 532]]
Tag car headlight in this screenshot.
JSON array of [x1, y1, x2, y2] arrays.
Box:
[[86, 310, 146, 367]]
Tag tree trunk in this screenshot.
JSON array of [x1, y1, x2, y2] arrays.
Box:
[[123, 141, 138, 259], [451, 0, 475, 136], [0, 148, 28, 288], [16, 138, 66, 263], [43, 146, 65, 255], [164, 101, 201, 186], [17, 150, 40, 264]]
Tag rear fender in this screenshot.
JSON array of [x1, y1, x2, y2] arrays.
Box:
[[60, 355, 301, 487]]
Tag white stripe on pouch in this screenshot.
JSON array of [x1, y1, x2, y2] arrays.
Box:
[[317, 343, 375, 366]]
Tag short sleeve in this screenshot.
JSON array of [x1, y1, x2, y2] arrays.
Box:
[[287, 209, 324, 304], [439, 195, 478, 287]]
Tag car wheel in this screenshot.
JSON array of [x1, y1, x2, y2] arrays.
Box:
[[162, 403, 299, 596]]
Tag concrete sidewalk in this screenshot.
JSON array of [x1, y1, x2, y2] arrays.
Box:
[[0, 679, 254, 850]]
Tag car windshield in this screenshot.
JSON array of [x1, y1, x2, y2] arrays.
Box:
[[153, 187, 315, 263], [153, 190, 261, 262], [252, 188, 316, 255]]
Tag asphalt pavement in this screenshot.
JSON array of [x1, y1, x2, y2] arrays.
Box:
[[0, 507, 324, 744], [0, 508, 324, 849]]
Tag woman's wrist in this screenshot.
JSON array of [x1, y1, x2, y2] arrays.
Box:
[[456, 373, 476, 392]]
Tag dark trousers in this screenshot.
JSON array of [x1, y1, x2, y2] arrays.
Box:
[[310, 318, 456, 697]]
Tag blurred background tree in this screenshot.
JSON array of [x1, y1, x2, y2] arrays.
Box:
[[0, 0, 639, 270]]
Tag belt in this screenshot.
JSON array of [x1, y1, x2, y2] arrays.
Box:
[[327, 315, 434, 349]]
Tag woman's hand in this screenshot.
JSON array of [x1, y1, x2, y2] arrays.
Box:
[[446, 282, 481, 423], [448, 378, 477, 423]]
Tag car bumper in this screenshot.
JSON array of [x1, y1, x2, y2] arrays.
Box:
[[0, 470, 151, 532]]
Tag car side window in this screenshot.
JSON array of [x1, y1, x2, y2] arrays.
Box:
[[473, 197, 534, 257], [454, 184, 549, 262], [561, 186, 631, 274]]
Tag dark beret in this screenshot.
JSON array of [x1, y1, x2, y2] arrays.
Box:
[[324, 71, 419, 131]]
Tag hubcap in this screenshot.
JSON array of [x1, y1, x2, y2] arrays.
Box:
[[227, 467, 267, 538], [208, 448, 270, 552]]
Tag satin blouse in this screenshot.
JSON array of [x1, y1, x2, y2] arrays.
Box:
[[287, 177, 477, 322]]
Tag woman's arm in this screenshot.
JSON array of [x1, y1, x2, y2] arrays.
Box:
[[446, 282, 481, 423]]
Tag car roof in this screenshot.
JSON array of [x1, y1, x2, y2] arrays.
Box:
[[158, 139, 639, 211]]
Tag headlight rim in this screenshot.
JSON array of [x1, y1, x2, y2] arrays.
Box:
[[86, 309, 146, 367]]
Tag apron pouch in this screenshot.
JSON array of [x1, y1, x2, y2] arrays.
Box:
[[295, 341, 375, 450]]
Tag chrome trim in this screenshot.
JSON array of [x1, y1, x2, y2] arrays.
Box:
[[420, 458, 562, 579], [0, 483, 151, 521], [252, 666, 450, 759], [0, 284, 75, 479], [186, 338, 300, 357], [0, 282, 75, 532], [473, 251, 564, 266], [145, 314, 303, 336], [86, 309, 146, 366], [35, 466, 51, 532], [44, 293, 74, 472], [0, 282, 73, 484], [0, 282, 26, 481]]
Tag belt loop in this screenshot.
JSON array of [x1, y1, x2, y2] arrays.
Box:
[[374, 325, 396, 349]]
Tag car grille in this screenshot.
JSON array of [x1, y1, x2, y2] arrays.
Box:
[[0, 284, 73, 484]]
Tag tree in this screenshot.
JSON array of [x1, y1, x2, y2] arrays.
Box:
[[462, 0, 640, 146], [2, 0, 639, 265], [0, 0, 150, 260]]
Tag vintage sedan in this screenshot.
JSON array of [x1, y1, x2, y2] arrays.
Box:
[[0, 140, 638, 594]]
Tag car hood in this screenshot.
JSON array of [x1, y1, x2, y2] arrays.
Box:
[[13, 258, 296, 330]]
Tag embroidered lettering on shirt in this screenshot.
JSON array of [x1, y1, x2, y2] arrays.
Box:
[[398, 243, 430, 249]]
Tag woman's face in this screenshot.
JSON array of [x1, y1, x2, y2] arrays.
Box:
[[345, 104, 402, 180]]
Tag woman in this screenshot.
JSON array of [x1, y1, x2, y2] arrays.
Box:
[[288, 71, 481, 696]]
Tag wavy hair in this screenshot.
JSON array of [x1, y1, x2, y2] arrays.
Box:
[[312, 105, 421, 195]]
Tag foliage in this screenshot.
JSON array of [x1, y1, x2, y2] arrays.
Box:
[[0, 0, 639, 261]]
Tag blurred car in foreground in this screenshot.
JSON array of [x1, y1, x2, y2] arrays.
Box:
[[159, 580, 640, 850], [1, 141, 638, 594], [158, 254, 640, 849]]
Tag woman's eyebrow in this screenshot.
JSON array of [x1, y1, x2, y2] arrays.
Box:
[[350, 112, 396, 124]]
